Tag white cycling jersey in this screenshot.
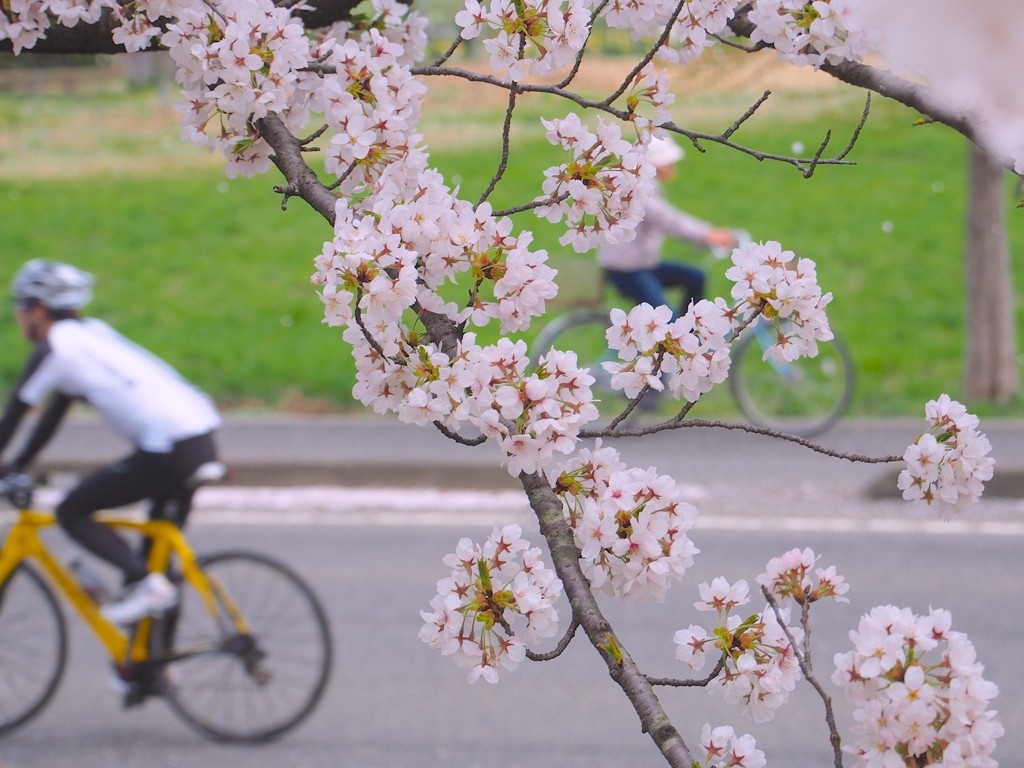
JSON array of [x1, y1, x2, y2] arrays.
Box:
[[17, 318, 221, 453]]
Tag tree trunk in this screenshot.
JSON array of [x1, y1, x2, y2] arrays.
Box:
[[963, 142, 1018, 403]]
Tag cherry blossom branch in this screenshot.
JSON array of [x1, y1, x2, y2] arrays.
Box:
[[726, 8, 983, 156], [720, 90, 772, 141], [761, 587, 844, 768], [833, 94, 871, 164], [257, 115, 468, 359], [492, 191, 569, 217], [430, 36, 464, 68], [353, 291, 392, 361], [554, 0, 610, 90], [477, 58, 522, 208], [581, 418, 904, 464], [646, 655, 726, 688], [520, 471, 694, 768], [599, 0, 689, 107], [709, 31, 768, 54], [410, 66, 859, 171], [432, 421, 488, 447], [526, 616, 581, 661], [606, 347, 668, 430]]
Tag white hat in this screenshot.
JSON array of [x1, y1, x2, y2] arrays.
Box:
[[648, 135, 684, 168]]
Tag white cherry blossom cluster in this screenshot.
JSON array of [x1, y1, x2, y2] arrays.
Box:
[[311, 23, 429, 191], [456, 0, 590, 81], [341, 319, 598, 475], [624, 64, 677, 142], [160, 0, 317, 178], [0, 0, 113, 54], [554, 441, 699, 602], [603, 299, 735, 402], [725, 240, 833, 365], [756, 546, 849, 604], [596, 0, 742, 65], [833, 606, 1003, 767], [897, 395, 995, 518], [534, 114, 657, 252], [674, 577, 803, 723], [466, 342, 600, 476], [319, 0, 428, 69], [420, 524, 563, 683], [698, 724, 767, 768], [747, 0, 879, 68], [315, 154, 592, 469]]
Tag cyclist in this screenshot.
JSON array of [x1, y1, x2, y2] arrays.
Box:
[[0, 260, 221, 625], [599, 134, 737, 319]]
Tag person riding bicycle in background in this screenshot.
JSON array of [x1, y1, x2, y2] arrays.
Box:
[[599, 134, 737, 319], [0, 260, 221, 625]]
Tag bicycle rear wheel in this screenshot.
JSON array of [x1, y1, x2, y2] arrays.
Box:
[[730, 323, 855, 437], [157, 551, 332, 742], [0, 563, 67, 736], [531, 310, 622, 403]]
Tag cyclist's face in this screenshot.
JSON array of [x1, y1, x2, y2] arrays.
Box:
[[14, 304, 49, 343]]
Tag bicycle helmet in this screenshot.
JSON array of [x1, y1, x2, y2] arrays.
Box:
[[648, 135, 684, 168], [11, 259, 94, 311]]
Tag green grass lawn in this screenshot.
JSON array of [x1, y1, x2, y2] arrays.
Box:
[[0, 63, 1022, 418]]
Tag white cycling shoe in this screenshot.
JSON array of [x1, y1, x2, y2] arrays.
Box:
[[101, 572, 178, 625]]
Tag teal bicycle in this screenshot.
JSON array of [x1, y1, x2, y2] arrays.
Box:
[[530, 236, 855, 437]]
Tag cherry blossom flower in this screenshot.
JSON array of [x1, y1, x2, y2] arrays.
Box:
[[420, 524, 563, 683], [747, 0, 879, 68], [725, 240, 833, 364], [554, 443, 699, 601], [678, 578, 804, 723], [757, 546, 849, 603], [834, 606, 1003, 767], [698, 723, 767, 768], [898, 395, 995, 518], [455, 0, 592, 82], [535, 115, 656, 251]]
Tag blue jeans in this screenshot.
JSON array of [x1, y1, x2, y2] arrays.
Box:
[[604, 262, 705, 320]]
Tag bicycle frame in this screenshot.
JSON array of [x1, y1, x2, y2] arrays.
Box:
[[0, 509, 247, 666]]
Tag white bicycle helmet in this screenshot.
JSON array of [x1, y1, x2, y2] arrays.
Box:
[[12, 259, 94, 311]]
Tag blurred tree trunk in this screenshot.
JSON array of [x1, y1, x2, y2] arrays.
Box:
[[963, 142, 1018, 403]]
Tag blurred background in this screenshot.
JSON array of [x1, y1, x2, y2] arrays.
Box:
[[2, 32, 1023, 768], [2, 39, 1022, 419]]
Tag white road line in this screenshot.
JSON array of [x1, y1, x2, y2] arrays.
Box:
[[186, 508, 1024, 536], [15, 485, 1024, 536]]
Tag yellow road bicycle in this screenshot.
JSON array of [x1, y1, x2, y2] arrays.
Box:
[[0, 469, 332, 742]]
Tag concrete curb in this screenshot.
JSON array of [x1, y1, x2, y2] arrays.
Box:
[[20, 413, 1024, 498]]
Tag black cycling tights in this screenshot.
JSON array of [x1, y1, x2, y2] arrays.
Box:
[[56, 432, 217, 584]]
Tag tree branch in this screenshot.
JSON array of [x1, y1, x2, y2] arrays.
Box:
[[646, 655, 726, 688], [726, 6, 983, 154], [257, 114, 340, 225], [761, 587, 844, 768], [0, 0, 359, 55], [432, 420, 488, 446], [477, 56, 522, 208], [581, 417, 905, 464], [520, 471, 694, 768], [256, 113, 468, 358], [527, 616, 580, 661], [411, 65, 858, 171]]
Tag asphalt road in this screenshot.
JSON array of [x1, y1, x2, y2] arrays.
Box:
[[1, 514, 1021, 768]]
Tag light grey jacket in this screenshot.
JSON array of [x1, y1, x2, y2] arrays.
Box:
[[597, 183, 712, 271]]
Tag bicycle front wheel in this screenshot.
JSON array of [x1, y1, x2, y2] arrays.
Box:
[[157, 551, 332, 743], [0, 563, 67, 736], [730, 326, 855, 437], [530, 310, 619, 399]]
